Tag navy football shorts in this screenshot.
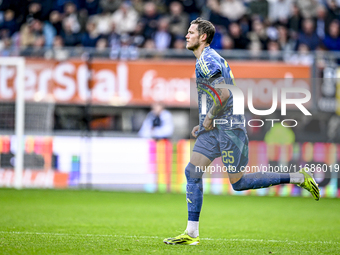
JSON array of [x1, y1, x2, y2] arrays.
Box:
[[193, 128, 249, 173]]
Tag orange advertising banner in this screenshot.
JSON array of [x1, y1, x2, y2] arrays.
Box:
[[0, 59, 311, 108]]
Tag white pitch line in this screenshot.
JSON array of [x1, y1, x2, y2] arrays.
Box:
[[0, 231, 339, 245]]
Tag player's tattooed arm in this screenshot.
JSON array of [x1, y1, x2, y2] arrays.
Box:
[[208, 84, 230, 118], [203, 82, 230, 131]]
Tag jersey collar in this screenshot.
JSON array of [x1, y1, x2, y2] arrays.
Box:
[[202, 46, 210, 55], [197, 46, 210, 62]]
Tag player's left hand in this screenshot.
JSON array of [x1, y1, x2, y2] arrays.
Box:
[[203, 115, 214, 131]]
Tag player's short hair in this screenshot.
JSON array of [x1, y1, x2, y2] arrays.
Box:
[[190, 18, 215, 45]]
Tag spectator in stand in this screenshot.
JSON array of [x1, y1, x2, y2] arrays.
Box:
[[27, 2, 43, 21], [248, 0, 269, 21], [77, 8, 89, 34], [315, 5, 327, 40], [42, 19, 56, 48], [221, 34, 234, 49], [239, 14, 250, 35], [288, 3, 302, 33], [53, 0, 83, 13], [129, 21, 146, 47], [143, 38, 156, 48], [119, 33, 138, 59], [30, 35, 46, 57], [93, 37, 109, 57], [138, 102, 174, 140], [266, 22, 279, 41], [0, 0, 27, 26], [108, 22, 121, 59], [277, 24, 296, 52], [249, 39, 262, 58], [206, 0, 230, 30], [288, 43, 314, 65], [325, 0, 340, 34], [49, 11, 63, 35], [112, 1, 139, 35], [269, 0, 292, 24], [53, 35, 64, 48], [20, 19, 44, 48], [108, 23, 137, 60], [81, 19, 101, 47], [0, 10, 19, 37], [96, 37, 108, 49], [228, 22, 250, 49], [267, 40, 281, 61], [296, 18, 320, 51], [296, 0, 318, 19], [323, 20, 340, 51], [248, 19, 268, 50], [93, 10, 112, 35], [21, 34, 46, 57], [152, 18, 173, 50], [60, 18, 81, 46], [2, 0, 340, 53], [220, 0, 246, 22], [176, 0, 201, 21], [63, 2, 81, 34], [20, 16, 55, 48], [173, 36, 186, 49], [33, 35, 45, 47], [0, 37, 13, 56], [167, 1, 189, 37], [140, 2, 160, 39], [96, 37, 108, 47], [100, 0, 122, 13], [85, 0, 100, 16]]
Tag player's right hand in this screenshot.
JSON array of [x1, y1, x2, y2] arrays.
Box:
[[191, 125, 199, 138]]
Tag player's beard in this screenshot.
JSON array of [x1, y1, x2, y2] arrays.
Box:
[[186, 40, 200, 51]]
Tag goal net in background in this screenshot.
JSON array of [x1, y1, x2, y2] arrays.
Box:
[[0, 57, 56, 189], [0, 57, 25, 188]]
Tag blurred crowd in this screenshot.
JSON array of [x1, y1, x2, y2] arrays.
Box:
[[0, 0, 339, 59]]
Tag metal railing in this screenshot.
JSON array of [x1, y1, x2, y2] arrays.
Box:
[[1, 47, 340, 64]]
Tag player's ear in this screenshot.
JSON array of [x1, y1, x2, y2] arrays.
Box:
[[200, 33, 207, 42]]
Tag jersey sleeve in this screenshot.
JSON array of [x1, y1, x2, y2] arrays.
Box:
[[197, 54, 225, 86], [197, 54, 221, 79]]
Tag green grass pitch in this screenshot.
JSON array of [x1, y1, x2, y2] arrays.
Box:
[[0, 189, 339, 254]]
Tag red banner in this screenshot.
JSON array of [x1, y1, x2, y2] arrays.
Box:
[[0, 59, 311, 108]]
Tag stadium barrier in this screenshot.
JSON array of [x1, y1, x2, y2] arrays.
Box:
[[0, 59, 311, 108], [0, 136, 339, 198]]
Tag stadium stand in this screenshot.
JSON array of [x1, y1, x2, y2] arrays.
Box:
[[0, 0, 338, 55]]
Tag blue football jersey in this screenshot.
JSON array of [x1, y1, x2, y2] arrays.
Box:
[[195, 46, 246, 136]]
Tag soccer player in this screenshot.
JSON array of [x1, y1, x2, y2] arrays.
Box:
[[163, 18, 320, 246]]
